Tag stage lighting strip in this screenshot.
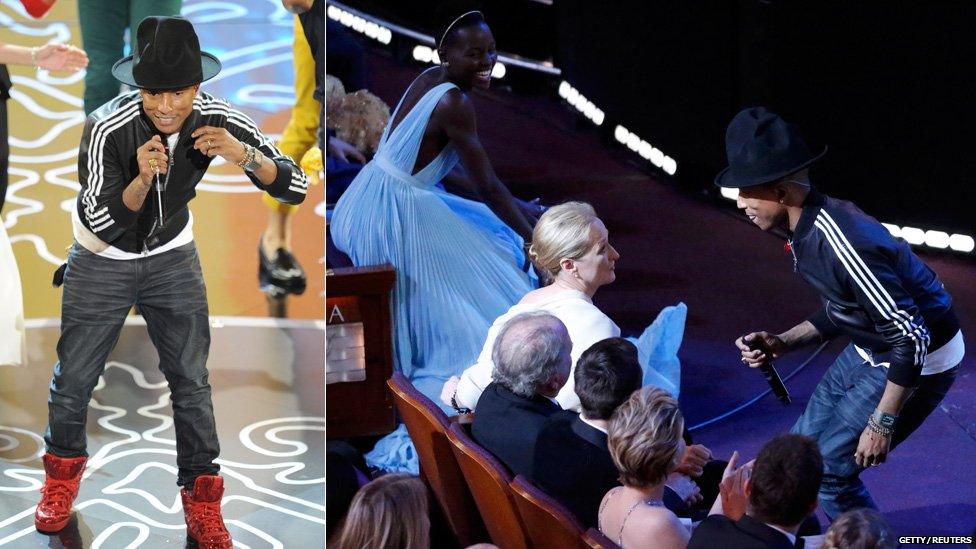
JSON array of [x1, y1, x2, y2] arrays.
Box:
[[557, 81, 605, 126], [326, 2, 393, 45], [718, 187, 975, 254], [326, 1, 561, 77], [563, 78, 679, 176]]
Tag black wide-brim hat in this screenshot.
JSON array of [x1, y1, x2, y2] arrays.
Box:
[[111, 16, 221, 89], [715, 106, 827, 188]]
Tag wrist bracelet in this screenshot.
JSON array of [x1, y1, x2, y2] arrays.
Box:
[[30, 47, 39, 68], [450, 393, 472, 415], [866, 415, 894, 437], [237, 143, 254, 170]]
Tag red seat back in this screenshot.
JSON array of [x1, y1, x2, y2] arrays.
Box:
[[386, 373, 488, 546], [445, 422, 530, 549]]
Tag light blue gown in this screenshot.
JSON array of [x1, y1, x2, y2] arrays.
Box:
[[331, 82, 535, 472]]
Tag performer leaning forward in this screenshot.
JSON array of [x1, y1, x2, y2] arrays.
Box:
[[719, 107, 963, 519]]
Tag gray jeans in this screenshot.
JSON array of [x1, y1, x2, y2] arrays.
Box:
[[45, 242, 220, 487]]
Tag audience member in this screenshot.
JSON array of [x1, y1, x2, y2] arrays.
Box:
[[331, 474, 430, 549], [690, 434, 823, 549], [446, 201, 685, 412], [598, 387, 691, 548], [532, 337, 643, 526], [471, 311, 572, 477], [823, 508, 895, 549], [325, 442, 370, 539]]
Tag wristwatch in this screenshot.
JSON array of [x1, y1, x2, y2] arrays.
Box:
[[241, 144, 263, 173], [872, 409, 898, 430]]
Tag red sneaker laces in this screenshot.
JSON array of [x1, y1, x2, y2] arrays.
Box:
[[191, 500, 228, 534], [40, 479, 76, 512]]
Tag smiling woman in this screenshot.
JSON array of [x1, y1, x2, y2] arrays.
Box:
[[329, 5, 543, 472]]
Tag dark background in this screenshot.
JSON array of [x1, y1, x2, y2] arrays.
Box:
[[342, 1, 974, 235]]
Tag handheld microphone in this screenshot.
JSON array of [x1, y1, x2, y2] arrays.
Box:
[[745, 336, 791, 405], [153, 140, 169, 229]]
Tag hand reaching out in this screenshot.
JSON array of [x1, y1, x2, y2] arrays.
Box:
[[35, 43, 88, 72]]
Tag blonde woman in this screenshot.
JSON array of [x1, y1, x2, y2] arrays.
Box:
[[599, 387, 690, 548], [331, 474, 430, 549], [445, 201, 685, 412]]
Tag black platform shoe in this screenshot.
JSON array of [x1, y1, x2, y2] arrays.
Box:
[[259, 243, 307, 296]]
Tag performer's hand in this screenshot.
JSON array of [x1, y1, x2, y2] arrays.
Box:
[[855, 425, 891, 468], [735, 331, 788, 368], [191, 126, 247, 164], [440, 376, 461, 407], [35, 43, 88, 72], [136, 135, 169, 187], [326, 137, 366, 164], [666, 472, 703, 506], [675, 444, 712, 477], [718, 451, 752, 521]]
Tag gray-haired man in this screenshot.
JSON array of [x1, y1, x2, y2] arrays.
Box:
[[471, 311, 572, 477]]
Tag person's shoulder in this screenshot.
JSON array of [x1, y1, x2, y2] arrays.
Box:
[[816, 194, 896, 255], [195, 91, 237, 117], [688, 513, 737, 545], [550, 297, 616, 335], [626, 507, 687, 544], [87, 91, 142, 128], [538, 411, 577, 440], [435, 85, 473, 119]]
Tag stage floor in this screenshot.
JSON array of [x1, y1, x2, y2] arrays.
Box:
[[1, 0, 325, 546], [0, 320, 325, 547]]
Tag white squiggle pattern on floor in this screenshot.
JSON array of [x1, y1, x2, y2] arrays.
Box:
[[0, 360, 324, 546]]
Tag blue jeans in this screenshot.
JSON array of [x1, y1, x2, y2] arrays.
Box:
[[45, 242, 220, 487], [791, 343, 958, 519]]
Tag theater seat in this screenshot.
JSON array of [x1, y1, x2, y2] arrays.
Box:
[[509, 474, 591, 549], [582, 527, 619, 549], [386, 372, 488, 547], [445, 422, 530, 549]]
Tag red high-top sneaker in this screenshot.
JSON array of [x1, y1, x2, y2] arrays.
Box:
[[181, 475, 233, 549], [34, 453, 86, 533]]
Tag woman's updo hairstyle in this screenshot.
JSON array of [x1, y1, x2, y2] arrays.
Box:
[[528, 201, 598, 285]]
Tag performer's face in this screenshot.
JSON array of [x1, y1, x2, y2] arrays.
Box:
[[737, 183, 787, 231], [140, 84, 200, 135], [568, 219, 620, 289], [440, 22, 497, 90]]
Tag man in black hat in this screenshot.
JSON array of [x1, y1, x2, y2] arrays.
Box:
[[34, 16, 307, 548], [719, 107, 963, 519]]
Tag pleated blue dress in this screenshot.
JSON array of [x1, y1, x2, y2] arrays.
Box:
[[330, 81, 534, 472]]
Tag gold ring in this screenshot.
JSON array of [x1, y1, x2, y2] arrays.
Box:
[[148, 158, 158, 172], [207, 138, 214, 148]]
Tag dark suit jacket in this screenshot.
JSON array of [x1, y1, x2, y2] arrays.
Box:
[[471, 382, 560, 478], [689, 514, 799, 549], [531, 411, 618, 527]]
